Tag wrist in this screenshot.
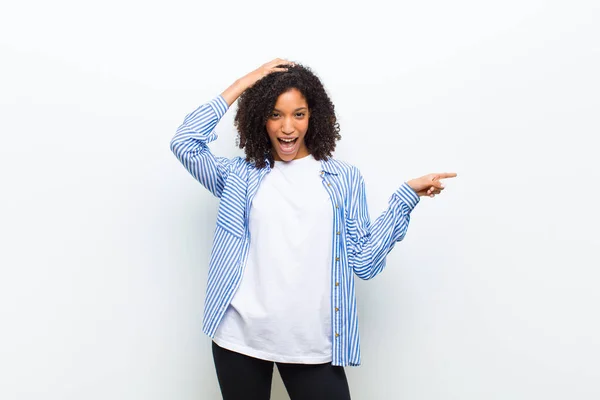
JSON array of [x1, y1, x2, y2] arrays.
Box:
[[406, 179, 418, 192], [235, 76, 252, 91], [221, 78, 249, 106]]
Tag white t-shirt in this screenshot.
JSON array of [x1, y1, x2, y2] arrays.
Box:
[[213, 154, 334, 363]]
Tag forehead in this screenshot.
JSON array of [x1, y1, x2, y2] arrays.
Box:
[[274, 88, 308, 109]]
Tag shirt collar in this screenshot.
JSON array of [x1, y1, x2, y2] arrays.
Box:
[[264, 156, 339, 175]]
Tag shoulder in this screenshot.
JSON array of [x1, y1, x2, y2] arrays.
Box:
[[322, 157, 363, 181]]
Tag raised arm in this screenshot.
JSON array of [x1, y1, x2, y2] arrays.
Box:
[[170, 95, 233, 198], [170, 58, 295, 197]]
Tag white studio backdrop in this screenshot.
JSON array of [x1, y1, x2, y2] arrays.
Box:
[[1, 1, 599, 399]]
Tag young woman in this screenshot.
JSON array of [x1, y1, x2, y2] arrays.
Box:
[[170, 58, 456, 400]]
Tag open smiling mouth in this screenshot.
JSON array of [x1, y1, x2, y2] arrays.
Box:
[[277, 137, 298, 153]]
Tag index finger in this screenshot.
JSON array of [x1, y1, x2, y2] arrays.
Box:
[[270, 58, 294, 67], [435, 172, 458, 179]]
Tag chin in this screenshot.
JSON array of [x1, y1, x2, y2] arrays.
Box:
[[276, 153, 296, 162]]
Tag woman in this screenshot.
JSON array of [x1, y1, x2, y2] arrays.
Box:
[[170, 58, 456, 400]]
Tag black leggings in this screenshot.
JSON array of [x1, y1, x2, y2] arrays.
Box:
[[212, 341, 352, 400]]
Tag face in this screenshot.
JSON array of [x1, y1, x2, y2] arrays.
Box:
[[265, 88, 311, 162]]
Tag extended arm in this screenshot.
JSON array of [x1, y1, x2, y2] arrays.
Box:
[[347, 171, 457, 280], [346, 173, 419, 280]]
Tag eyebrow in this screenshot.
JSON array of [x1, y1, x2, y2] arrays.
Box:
[[272, 107, 308, 112]]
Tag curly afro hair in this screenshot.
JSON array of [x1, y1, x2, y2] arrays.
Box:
[[234, 63, 341, 169]]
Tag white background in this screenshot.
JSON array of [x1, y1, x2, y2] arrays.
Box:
[[1, 1, 599, 399]]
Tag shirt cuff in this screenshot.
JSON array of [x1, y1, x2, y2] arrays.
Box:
[[395, 182, 420, 211], [208, 95, 230, 120]]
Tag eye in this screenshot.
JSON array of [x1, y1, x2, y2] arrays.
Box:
[[295, 112, 306, 118], [270, 112, 280, 118]]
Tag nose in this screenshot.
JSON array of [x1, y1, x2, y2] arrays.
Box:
[[281, 117, 294, 135]]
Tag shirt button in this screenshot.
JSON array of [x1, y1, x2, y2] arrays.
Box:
[[327, 183, 331, 187], [335, 333, 340, 338], [335, 257, 340, 261], [336, 231, 340, 235], [335, 282, 339, 286], [335, 307, 339, 312], [335, 204, 339, 208]]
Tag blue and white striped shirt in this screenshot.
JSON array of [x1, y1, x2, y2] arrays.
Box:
[[170, 95, 420, 366]]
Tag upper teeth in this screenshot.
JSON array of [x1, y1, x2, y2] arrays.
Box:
[[281, 138, 295, 142]]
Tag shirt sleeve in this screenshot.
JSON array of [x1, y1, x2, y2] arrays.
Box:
[[169, 95, 234, 198], [345, 169, 420, 280]]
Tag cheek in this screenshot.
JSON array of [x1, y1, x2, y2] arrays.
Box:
[[265, 122, 277, 139], [298, 119, 310, 134]]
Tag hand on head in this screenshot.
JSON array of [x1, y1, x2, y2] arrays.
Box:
[[241, 58, 295, 89]]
